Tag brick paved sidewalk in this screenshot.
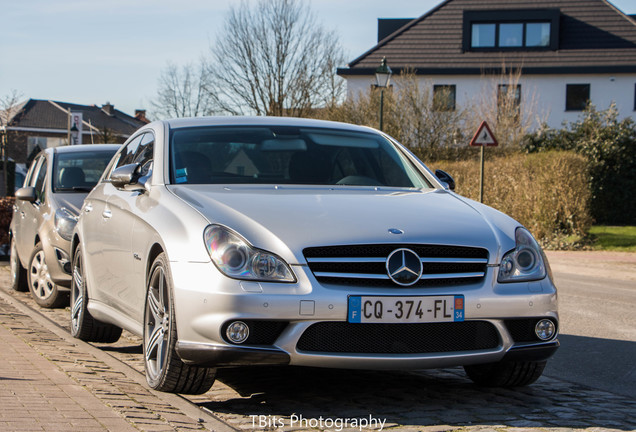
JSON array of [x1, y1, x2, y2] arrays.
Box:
[[0, 287, 234, 432], [0, 321, 137, 432]]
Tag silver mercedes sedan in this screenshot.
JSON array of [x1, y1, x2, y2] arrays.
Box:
[[70, 117, 558, 394]]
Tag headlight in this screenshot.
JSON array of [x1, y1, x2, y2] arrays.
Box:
[[54, 208, 78, 241], [203, 225, 295, 282], [498, 227, 547, 283]]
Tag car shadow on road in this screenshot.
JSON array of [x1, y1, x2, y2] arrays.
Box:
[[546, 334, 636, 399], [198, 364, 635, 430]]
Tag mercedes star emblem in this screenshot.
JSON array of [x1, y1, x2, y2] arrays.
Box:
[[386, 248, 423, 286]]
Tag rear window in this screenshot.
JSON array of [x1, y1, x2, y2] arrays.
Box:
[[169, 126, 431, 188]]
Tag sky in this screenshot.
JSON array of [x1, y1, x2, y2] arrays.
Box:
[[1, 0, 635, 117]]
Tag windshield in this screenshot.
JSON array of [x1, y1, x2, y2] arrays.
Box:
[[169, 126, 431, 188], [53, 150, 117, 192]]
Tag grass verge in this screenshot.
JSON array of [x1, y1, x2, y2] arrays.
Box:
[[589, 226, 636, 252]]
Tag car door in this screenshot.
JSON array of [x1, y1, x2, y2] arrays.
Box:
[[101, 133, 154, 320], [17, 156, 48, 263], [13, 156, 40, 262], [81, 154, 121, 306]]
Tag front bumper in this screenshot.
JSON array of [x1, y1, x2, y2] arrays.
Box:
[[170, 261, 559, 369], [42, 229, 72, 288]]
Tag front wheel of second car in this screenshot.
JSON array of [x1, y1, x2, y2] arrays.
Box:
[[70, 243, 122, 342], [27, 242, 66, 308], [143, 252, 216, 394]]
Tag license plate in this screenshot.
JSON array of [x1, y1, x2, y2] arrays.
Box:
[[348, 295, 464, 323]]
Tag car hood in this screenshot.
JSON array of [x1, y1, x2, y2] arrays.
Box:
[[50, 192, 87, 216], [170, 185, 516, 265]]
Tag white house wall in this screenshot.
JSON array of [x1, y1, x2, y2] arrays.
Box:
[[345, 74, 636, 130]]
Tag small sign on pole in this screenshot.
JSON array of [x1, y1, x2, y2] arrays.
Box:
[[470, 121, 498, 147], [469, 121, 498, 203]]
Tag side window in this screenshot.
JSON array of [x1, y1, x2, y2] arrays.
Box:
[[115, 134, 145, 169], [105, 134, 144, 180], [134, 133, 154, 176], [33, 158, 48, 204], [26, 157, 42, 187]]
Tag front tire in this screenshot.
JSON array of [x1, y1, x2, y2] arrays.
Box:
[[9, 237, 28, 292], [70, 243, 122, 343], [464, 360, 547, 387], [27, 243, 66, 308], [143, 253, 215, 394]]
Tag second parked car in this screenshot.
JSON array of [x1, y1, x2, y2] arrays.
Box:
[[10, 144, 119, 307]]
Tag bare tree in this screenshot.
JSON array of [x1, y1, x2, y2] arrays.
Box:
[[468, 64, 545, 149], [0, 90, 23, 127], [1, 90, 24, 195], [151, 60, 214, 119], [206, 0, 346, 117]]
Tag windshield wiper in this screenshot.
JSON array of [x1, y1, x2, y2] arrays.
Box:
[[55, 186, 94, 192]]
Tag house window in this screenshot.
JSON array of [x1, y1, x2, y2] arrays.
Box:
[[433, 85, 456, 111], [499, 23, 523, 47], [566, 84, 590, 111], [526, 22, 551, 47], [498, 84, 521, 119], [472, 24, 495, 48], [463, 10, 559, 51], [27, 136, 47, 157]]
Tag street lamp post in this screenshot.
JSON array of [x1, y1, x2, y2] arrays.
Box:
[[375, 57, 392, 131], [0, 126, 7, 196]]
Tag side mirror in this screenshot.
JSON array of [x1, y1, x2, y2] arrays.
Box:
[[435, 169, 456, 191], [15, 186, 37, 203], [110, 163, 141, 189]]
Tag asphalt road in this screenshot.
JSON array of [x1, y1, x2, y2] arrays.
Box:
[[544, 252, 636, 399]]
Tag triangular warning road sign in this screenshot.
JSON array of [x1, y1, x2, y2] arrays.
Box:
[[470, 121, 498, 147]]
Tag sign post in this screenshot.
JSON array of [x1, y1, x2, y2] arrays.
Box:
[[469, 121, 498, 203]]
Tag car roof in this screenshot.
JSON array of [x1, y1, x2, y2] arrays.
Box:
[[154, 116, 378, 134], [51, 144, 121, 154]]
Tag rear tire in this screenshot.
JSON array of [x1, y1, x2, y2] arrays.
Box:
[[464, 360, 547, 387], [9, 237, 28, 292], [70, 243, 122, 343], [27, 242, 66, 308], [143, 253, 215, 394]]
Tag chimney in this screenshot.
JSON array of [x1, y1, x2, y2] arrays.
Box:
[[135, 109, 149, 123], [102, 102, 114, 116]]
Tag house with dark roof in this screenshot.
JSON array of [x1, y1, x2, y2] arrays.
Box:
[[2, 99, 148, 164], [337, 0, 636, 129]]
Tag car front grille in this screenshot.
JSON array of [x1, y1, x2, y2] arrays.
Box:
[[303, 244, 489, 287], [296, 321, 500, 354]]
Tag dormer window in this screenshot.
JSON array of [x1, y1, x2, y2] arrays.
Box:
[[463, 9, 560, 51]]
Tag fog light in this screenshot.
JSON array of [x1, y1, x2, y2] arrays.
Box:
[[535, 319, 556, 341], [226, 321, 249, 344], [55, 248, 72, 275]]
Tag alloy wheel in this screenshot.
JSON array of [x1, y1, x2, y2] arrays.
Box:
[[10, 239, 19, 284], [70, 253, 84, 335], [29, 250, 54, 300], [144, 265, 171, 383]]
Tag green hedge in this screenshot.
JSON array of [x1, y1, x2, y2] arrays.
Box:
[[434, 151, 592, 244], [525, 105, 636, 225], [0, 197, 14, 246]]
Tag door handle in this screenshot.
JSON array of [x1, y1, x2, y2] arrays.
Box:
[[20, 211, 25, 218], [102, 209, 112, 219], [84, 203, 93, 213]]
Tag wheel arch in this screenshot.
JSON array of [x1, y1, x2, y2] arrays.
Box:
[[146, 243, 165, 280]]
